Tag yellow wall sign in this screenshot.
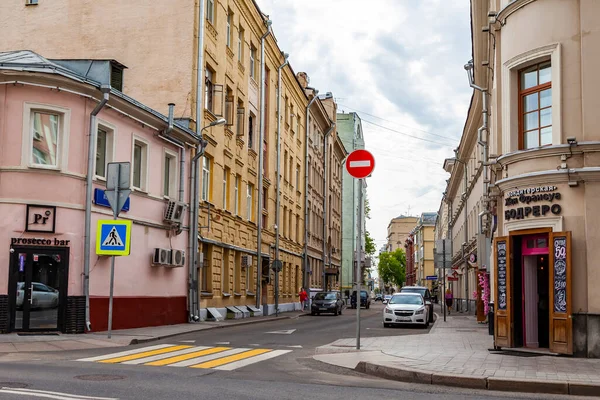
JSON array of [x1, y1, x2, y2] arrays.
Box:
[[96, 220, 132, 256]]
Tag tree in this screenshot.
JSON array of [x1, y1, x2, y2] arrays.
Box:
[[365, 230, 376, 257], [378, 248, 406, 288], [364, 196, 371, 219]]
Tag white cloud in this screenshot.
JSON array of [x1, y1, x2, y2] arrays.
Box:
[[256, 0, 472, 250]]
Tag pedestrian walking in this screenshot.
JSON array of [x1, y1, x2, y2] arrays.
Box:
[[299, 287, 308, 311], [445, 288, 454, 315]]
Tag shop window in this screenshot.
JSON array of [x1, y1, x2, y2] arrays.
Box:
[[520, 62, 552, 149]]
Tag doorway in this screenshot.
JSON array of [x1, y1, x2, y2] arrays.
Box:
[[513, 234, 549, 349], [8, 247, 69, 332]]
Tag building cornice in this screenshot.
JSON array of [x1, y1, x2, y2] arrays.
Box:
[[497, 142, 600, 167], [495, 167, 600, 192], [497, 0, 538, 25]]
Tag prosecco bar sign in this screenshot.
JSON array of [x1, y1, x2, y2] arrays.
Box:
[[504, 185, 562, 221]]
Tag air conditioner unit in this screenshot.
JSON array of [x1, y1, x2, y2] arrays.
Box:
[[241, 255, 252, 267], [170, 250, 185, 268], [164, 200, 186, 224], [152, 248, 171, 265]]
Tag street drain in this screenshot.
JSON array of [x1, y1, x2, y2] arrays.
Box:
[[74, 374, 125, 381], [0, 382, 29, 388]]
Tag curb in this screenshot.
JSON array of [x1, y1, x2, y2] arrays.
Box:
[[354, 361, 600, 397], [129, 315, 295, 345]]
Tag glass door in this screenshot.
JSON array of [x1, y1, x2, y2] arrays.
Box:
[[9, 248, 67, 331]]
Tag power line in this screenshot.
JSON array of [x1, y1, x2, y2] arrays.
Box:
[[360, 118, 456, 147], [338, 103, 460, 142]]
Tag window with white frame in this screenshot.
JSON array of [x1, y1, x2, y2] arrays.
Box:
[[238, 27, 244, 62], [163, 150, 177, 198], [206, 0, 215, 24], [201, 155, 211, 202], [234, 175, 240, 215], [247, 183, 254, 221], [132, 139, 148, 191], [31, 111, 60, 167], [223, 167, 230, 210], [205, 67, 214, 113], [95, 124, 114, 179], [226, 10, 232, 48], [250, 45, 257, 79]]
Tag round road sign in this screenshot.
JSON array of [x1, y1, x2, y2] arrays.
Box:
[[345, 149, 375, 179]]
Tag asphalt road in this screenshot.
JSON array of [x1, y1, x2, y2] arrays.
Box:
[[0, 302, 577, 399]]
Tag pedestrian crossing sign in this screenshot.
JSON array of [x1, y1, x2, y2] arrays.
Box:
[[96, 220, 132, 256]]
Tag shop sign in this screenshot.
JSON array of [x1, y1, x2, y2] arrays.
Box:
[[504, 186, 562, 221], [11, 237, 71, 246], [496, 240, 507, 310], [553, 236, 567, 313], [26, 205, 56, 233]]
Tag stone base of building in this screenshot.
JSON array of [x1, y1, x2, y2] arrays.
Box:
[[573, 313, 600, 358], [200, 302, 300, 321], [89, 296, 187, 332]]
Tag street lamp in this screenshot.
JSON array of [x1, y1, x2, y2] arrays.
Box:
[[190, 117, 226, 321]]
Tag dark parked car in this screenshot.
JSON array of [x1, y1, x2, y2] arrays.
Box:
[[350, 290, 371, 309], [311, 291, 344, 316], [374, 293, 383, 302], [400, 286, 434, 323]]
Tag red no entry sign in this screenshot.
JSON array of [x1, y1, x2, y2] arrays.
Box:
[[345, 149, 375, 179]]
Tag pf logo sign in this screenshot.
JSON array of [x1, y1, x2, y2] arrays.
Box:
[[26, 205, 56, 233]]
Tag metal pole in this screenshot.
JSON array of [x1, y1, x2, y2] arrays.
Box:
[[356, 178, 363, 350], [443, 238, 447, 322], [107, 169, 119, 339]]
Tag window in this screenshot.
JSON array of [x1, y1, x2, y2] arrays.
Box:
[[520, 62, 552, 149], [296, 214, 300, 242], [201, 245, 212, 292], [296, 164, 300, 191], [289, 155, 293, 184], [236, 101, 245, 137], [31, 112, 59, 167], [290, 104, 295, 133], [284, 95, 289, 125], [296, 115, 301, 137], [248, 113, 255, 149], [288, 210, 292, 239], [234, 251, 241, 293], [283, 206, 287, 237], [246, 257, 254, 293], [205, 68, 214, 113], [238, 28, 244, 62], [250, 45, 257, 79], [110, 64, 123, 92], [225, 87, 234, 126], [201, 156, 211, 201], [247, 183, 254, 221], [222, 249, 230, 295], [132, 139, 148, 191], [226, 10, 232, 48], [283, 150, 288, 182], [223, 167, 230, 210], [263, 137, 268, 175], [163, 151, 177, 198], [234, 175, 240, 215], [206, 0, 214, 24], [94, 125, 115, 179]]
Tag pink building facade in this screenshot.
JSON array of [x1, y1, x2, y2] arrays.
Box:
[[0, 51, 198, 333]]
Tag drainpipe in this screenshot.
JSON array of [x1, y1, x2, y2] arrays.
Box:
[[463, 161, 469, 313], [275, 52, 289, 316], [303, 91, 319, 295], [83, 84, 110, 332], [189, 0, 206, 322], [164, 103, 186, 203], [322, 121, 335, 290], [257, 20, 272, 310]]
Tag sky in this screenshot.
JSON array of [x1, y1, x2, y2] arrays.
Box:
[[254, 0, 473, 262]]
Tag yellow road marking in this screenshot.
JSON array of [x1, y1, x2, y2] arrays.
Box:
[[99, 345, 192, 364], [145, 347, 230, 366], [190, 348, 272, 369]]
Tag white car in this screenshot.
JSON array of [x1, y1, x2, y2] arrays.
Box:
[[16, 282, 59, 309], [383, 292, 429, 328]]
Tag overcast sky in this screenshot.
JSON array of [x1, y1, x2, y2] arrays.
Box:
[[255, 0, 473, 257]]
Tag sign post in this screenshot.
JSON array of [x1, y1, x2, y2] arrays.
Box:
[[435, 239, 452, 322], [345, 149, 375, 350], [102, 162, 131, 339]]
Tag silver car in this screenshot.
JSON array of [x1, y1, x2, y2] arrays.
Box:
[[383, 292, 429, 328]]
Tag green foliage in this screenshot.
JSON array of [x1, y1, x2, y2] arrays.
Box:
[[377, 248, 406, 288], [365, 230, 376, 256], [364, 196, 371, 219]]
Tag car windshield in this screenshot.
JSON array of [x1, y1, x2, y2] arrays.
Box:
[[314, 292, 337, 300], [402, 288, 427, 297], [389, 295, 422, 305]]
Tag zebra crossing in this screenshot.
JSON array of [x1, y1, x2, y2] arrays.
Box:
[[76, 344, 291, 371]]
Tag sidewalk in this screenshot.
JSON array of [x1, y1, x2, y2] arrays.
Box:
[[0, 311, 306, 354], [314, 309, 600, 397]]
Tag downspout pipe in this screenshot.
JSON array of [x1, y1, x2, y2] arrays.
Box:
[[303, 91, 319, 294], [322, 121, 335, 290], [164, 103, 186, 204], [257, 20, 272, 310], [84, 84, 110, 332], [275, 52, 289, 316], [190, 0, 206, 322]]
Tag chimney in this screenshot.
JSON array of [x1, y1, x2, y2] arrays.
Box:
[[296, 72, 309, 89]]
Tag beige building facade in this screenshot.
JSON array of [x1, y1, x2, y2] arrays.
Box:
[[0, 0, 341, 317], [443, 0, 600, 357], [386, 215, 418, 253], [413, 213, 436, 289]]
